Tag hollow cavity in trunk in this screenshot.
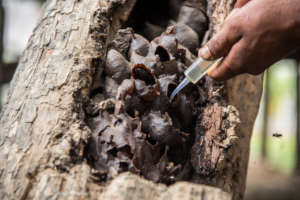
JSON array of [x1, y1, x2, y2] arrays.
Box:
[[85, 0, 230, 185]]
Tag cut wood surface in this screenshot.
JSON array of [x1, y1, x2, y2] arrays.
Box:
[[0, 0, 263, 200]]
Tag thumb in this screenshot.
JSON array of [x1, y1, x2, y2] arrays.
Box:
[[198, 21, 241, 60], [198, 25, 240, 60]]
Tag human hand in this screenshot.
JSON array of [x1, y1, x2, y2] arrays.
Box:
[[198, 0, 300, 81], [234, 0, 251, 9]]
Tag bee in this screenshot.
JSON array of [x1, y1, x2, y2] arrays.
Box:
[[272, 133, 283, 138]]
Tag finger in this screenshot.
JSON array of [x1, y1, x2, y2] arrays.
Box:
[[207, 39, 245, 81], [234, 0, 251, 8], [198, 22, 241, 60], [286, 46, 300, 61]]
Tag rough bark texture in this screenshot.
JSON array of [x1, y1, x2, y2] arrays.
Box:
[[0, 0, 263, 200]]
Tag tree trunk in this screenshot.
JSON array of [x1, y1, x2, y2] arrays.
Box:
[[0, 0, 263, 200]]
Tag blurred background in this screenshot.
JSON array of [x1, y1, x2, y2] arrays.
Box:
[[0, 0, 299, 199]]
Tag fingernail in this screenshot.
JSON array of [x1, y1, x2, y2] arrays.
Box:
[[207, 67, 216, 77], [207, 67, 219, 80], [207, 58, 223, 76], [198, 46, 212, 60]]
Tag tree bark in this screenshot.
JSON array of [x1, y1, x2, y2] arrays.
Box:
[[0, 0, 263, 200]]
